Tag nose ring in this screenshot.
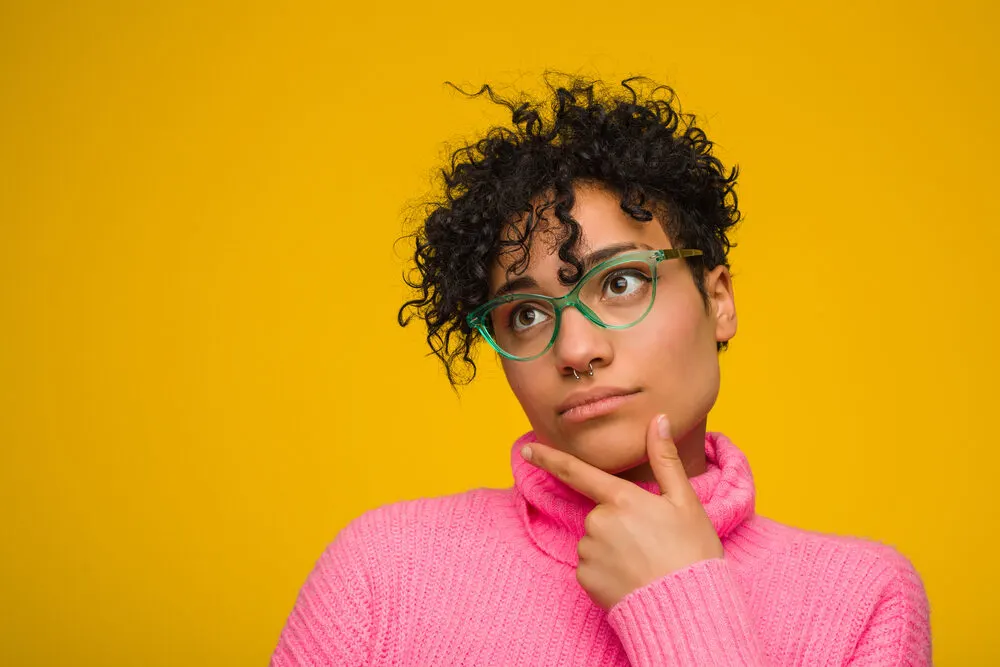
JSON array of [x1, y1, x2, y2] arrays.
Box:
[[572, 362, 595, 381]]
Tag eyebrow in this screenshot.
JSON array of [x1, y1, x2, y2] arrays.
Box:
[[491, 241, 653, 298]]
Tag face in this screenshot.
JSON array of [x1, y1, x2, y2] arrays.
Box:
[[488, 183, 737, 477]]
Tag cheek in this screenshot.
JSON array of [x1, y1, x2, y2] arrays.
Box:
[[501, 360, 551, 424], [629, 301, 705, 365], [627, 300, 720, 412]]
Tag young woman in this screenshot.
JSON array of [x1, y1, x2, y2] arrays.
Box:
[[271, 76, 931, 666]]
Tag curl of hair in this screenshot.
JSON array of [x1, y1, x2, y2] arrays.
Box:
[[398, 73, 742, 386]]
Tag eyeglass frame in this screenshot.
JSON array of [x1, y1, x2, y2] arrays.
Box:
[[465, 248, 704, 362]]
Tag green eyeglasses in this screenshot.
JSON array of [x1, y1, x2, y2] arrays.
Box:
[[466, 248, 703, 361]]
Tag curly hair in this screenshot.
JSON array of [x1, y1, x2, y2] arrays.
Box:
[[398, 74, 742, 385]]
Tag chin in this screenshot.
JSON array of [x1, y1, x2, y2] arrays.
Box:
[[554, 417, 648, 473]]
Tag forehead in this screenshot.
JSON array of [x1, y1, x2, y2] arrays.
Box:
[[488, 184, 672, 289]]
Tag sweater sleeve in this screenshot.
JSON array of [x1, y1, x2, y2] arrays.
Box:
[[606, 556, 769, 666], [845, 551, 932, 666], [270, 516, 377, 666], [605, 551, 932, 667]]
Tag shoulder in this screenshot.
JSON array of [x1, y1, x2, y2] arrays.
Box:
[[347, 486, 508, 534], [756, 518, 930, 661], [746, 515, 927, 598], [322, 486, 512, 567]]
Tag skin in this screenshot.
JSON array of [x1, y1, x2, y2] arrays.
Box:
[[521, 416, 725, 610], [487, 181, 739, 610], [489, 182, 738, 483]]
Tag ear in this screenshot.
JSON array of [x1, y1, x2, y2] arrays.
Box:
[[706, 265, 737, 343]]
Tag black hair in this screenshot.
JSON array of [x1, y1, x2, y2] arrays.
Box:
[[398, 74, 742, 385]]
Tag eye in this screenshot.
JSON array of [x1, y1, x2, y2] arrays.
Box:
[[509, 303, 551, 333], [602, 270, 650, 298]]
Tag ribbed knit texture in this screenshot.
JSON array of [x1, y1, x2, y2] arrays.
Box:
[[272, 431, 932, 665]]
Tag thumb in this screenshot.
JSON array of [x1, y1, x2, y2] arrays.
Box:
[[647, 414, 690, 500]]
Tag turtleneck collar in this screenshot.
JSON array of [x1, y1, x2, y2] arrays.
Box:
[[509, 430, 756, 568]]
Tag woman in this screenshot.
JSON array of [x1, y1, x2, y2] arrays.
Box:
[[271, 76, 931, 665]]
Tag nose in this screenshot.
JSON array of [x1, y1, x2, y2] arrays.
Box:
[[551, 306, 613, 378]]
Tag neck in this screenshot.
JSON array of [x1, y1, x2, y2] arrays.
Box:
[[615, 416, 709, 483]]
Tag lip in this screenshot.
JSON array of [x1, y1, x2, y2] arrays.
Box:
[[556, 387, 640, 423]]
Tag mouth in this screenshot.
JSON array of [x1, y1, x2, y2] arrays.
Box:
[[557, 388, 641, 423]]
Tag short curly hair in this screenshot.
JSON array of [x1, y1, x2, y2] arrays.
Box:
[[398, 74, 742, 385]]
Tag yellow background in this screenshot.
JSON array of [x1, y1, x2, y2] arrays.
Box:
[[1, 1, 996, 664]]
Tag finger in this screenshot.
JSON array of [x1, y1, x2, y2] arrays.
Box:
[[521, 442, 633, 505], [647, 414, 694, 501]]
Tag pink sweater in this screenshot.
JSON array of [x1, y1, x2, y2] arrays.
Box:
[[271, 431, 932, 665]]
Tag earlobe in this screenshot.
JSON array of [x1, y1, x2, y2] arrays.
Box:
[[709, 266, 737, 341], [713, 301, 737, 345]]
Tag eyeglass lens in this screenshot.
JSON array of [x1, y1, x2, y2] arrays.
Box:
[[486, 258, 656, 359]]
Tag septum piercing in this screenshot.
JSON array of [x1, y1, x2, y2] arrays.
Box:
[[572, 362, 595, 381]]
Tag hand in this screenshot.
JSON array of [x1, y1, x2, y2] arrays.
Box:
[[520, 414, 724, 610]]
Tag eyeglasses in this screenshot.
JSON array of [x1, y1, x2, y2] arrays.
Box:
[[466, 248, 703, 361]]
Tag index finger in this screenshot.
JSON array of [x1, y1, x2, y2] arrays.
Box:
[[522, 442, 634, 505]]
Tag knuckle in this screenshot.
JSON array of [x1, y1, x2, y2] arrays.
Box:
[[553, 461, 573, 482], [611, 489, 633, 507], [674, 490, 701, 511], [660, 441, 681, 459]]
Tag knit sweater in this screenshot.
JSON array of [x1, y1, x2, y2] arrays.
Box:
[[271, 431, 932, 665]]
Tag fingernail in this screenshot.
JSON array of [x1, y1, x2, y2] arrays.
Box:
[[520, 445, 533, 461], [657, 414, 670, 439]]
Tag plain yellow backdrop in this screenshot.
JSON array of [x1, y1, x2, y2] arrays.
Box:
[[1, 0, 997, 664]]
